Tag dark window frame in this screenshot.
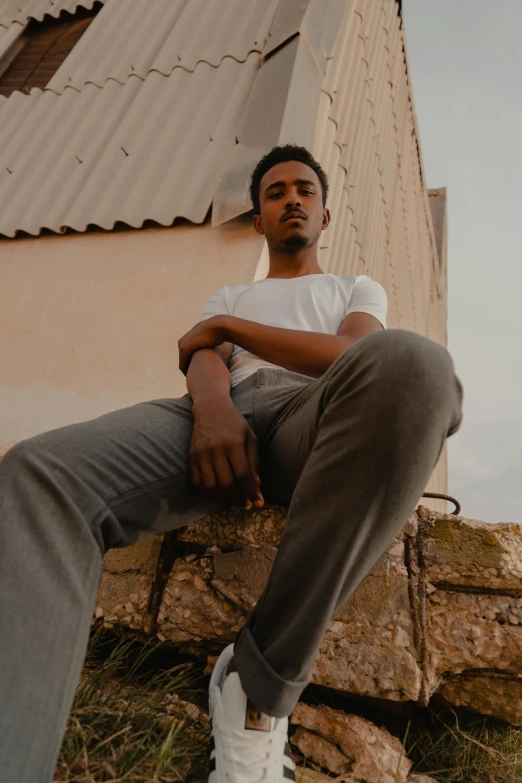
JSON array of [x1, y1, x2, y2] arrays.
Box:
[[0, 4, 102, 97]]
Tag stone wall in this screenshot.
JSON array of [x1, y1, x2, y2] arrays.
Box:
[[96, 505, 522, 726]]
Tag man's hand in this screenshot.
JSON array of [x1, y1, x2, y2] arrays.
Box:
[[190, 395, 264, 510], [178, 316, 226, 375]]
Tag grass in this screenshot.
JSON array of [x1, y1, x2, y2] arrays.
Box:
[[54, 628, 210, 782], [54, 629, 522, 782], [405, 708, 522, 782]]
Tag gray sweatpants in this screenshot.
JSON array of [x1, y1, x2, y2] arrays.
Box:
[[0, 330, 462, 783]]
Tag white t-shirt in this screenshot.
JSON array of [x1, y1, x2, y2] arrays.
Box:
[[200, 273, 388, 387]]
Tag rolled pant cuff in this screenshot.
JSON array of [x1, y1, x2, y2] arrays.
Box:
[[233, 625, 308, 718]]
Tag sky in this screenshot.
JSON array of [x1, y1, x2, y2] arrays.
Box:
[[403, 0, 522, 523]]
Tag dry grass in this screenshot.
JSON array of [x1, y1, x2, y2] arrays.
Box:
[[55, 629, 522, 783], [54, 629, 209, 782], [405, 707, 522, 782]]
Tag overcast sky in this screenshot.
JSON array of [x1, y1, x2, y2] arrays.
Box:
[[403, 0, 522, 523]]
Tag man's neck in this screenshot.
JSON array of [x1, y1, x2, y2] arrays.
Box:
[[265, 249, 324, 280]]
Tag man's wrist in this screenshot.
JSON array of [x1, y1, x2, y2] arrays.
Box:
[[192, 393, 234, 419], [213, 314, 235, 343]]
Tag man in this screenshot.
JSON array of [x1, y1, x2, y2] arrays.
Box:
[[0, 144, 462, 783]]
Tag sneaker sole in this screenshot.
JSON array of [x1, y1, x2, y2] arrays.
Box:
[[208, 644, 234, 783]]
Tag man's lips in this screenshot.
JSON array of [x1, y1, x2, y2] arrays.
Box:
[[282, 211, 307, 222]]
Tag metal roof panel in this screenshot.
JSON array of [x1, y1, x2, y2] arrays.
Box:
[[0, 18, 25, 58], [0, 54, 260, 237], [0, 0, 103, 28], [263, 0, 346, 77], [0, 0, 430, 254], [46, 0, 279, 93], [212, 35, 322, 226]]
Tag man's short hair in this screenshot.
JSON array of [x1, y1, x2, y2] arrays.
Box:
[[249, 144, 329, 214]]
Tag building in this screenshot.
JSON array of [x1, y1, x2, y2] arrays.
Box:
[[0, 0, 448, 506]]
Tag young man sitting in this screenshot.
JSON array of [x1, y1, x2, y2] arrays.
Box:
[[0, 145, 462, 783]]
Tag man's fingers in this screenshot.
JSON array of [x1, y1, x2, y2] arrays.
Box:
[[179, 350, 191, 376], [213, 454, 247, 508], [197, 456, 229, 507], [178, 349, 186, 375], [246, 432, 264, 506], [189, 453, 202, 489], [229, 441, 264, 508], [246, 431, 260, 481]]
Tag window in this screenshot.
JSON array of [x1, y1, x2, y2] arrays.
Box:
[[0, 6, 101, 98]]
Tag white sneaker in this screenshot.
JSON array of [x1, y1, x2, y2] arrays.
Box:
[[208, 643, 296, 782]]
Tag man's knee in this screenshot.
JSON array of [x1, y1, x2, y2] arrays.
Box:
[[0, 423, 83, 490], [1, 434, 54, 482], [354, 329, 455, 385], [333, 329, 461, 421]]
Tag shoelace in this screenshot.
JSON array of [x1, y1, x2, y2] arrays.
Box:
[[218, 723, 281, 782]]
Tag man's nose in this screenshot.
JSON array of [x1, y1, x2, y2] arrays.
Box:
[[285, 192, 302, 208]]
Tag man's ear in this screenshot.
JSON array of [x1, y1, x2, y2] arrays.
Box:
[[322, 208, 331, 230], [253, 214, 265, 235]]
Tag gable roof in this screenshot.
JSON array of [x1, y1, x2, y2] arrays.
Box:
[[0, 0, 407, 239]]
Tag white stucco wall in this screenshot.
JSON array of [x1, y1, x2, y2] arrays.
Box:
[[0, 217, 264, 454]]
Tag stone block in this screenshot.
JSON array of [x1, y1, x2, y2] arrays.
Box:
[[313, 541, 421, 702], [95, 534, 162, 633], [437, 673, 522, 726], [178, 505, 287, 549], [290, 703, 412, 783], [421, 513, 522, 592], [96, 505, 522, 725]]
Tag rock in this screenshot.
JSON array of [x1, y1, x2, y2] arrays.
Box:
[[291, 704, 437, 782], [313, 541, 421, 702], [415, 507, 522, 722], [212, 546, 277, 612], [421, 512, 522, 592], [95, 535, 162, 633], [157, 552, 244, 645], [154, 539, 422, 701], [95, 505, 522, 725], [179, 505, 287, 549], [103, 535, 162, 575], [437, 673, 522, 726], [290, 703, 412, 782], [426, 591, 522, 680], [295, 769, 334, 782], [292, 725, 352, 775]]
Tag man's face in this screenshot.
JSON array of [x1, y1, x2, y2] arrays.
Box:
[[253, 160, 330, 252]]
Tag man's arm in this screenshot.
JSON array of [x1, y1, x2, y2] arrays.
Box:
[[186, 343, 232, 405], [179, 312, 383, 378], [221, 311, 383, 377], [185, 344, 264, 509]]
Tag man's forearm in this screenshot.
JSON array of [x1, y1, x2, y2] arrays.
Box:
[[221, 317, 350, 378], [186, 347, 232, 408]]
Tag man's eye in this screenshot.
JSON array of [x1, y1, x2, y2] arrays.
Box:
[[269, 192, 282, 199], [301, 190, 313, 196]]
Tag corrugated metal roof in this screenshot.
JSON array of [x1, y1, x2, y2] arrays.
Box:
[[0, 0, 286, 237], [46, 0, 279, 93], [0, 0, 103, 59], [0, 53, 260, 236], [212, 0, 347, 226], [0, 19, 25, 58], [0, 0, 102, 28], [0, 13, 97, 97], [1, 0, 335, 238], [0, 0, 420, 243], [263, 0, 346, 77]]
